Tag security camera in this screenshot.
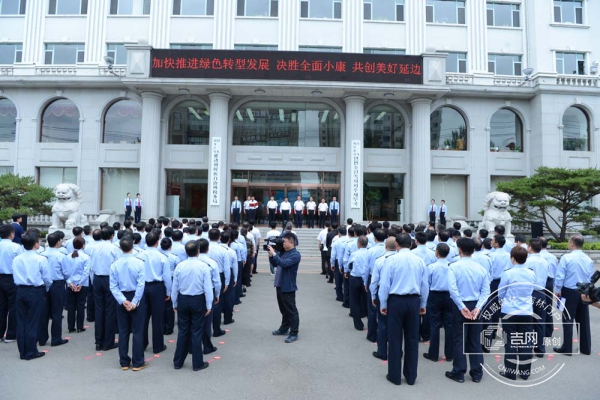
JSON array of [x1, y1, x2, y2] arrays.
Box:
[[104, 56, 115, 70], [522, 67, 534, 80]]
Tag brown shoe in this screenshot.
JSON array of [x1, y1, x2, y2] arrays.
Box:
[[132, 362, 149, 372], [121, 364, 131, 371]]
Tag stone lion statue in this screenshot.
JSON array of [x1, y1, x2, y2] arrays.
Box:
[[480, 191, 513, 238], [50, 183, 87, 230]]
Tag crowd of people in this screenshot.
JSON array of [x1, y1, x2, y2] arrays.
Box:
[[316, 219, 595, 385]]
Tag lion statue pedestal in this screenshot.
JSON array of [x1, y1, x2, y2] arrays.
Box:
[[48, 183, 88, 238], [480, 191, 514, 242]]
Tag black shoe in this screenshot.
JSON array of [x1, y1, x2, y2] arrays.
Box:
[[95, 344, 102, 351], [320, 272, 327, 275], [77, 328, 86, 333], [252, 271, 257, 274], [423, 353, 438, 362], [26, 352, 46, 360], [213, 330, 227, 337], [373, 351, 387, 361], [386, 374, 401, 386], [499, 371, 515, 380], [203, 346, 217, 355], [366, 337, 376, 343], [285, 334, 298, 343], [342, 304, 349, 309], [164, 330, 174, 335], [481, 346, 490, 354], [193, 362, 209, 372], [234, 301, 242, 305], [38, 341, 47, 347], [335, 298, 343, 302], [102, 344, 118, 351], [446, 358, 454, 362], [445, 371, 465, 383], [534, 349, 545, 358], [247, 283, 252, 287], [553, 346, 572, 356], [327, 280, 333, 284], [51, 339, 69, 347], [86, 318, 95, 322], [68, 329, 76, 333], [241, 294, 246, 297], [472, 376, 482, 383], [155, 345, 167, 354], [224, 320, 235, 325], [272, 329, 289, 336], [242, 287, 247, 293]]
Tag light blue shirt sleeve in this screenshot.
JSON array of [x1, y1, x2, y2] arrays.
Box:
[[378, 260, 392, 310], [110, 264, 126, 305], [161, 256, 172, 297], [476, 271, 491, 311], [554, 255, 567, 292], [420, 265, 429, 309], [133, 263, 145, 306], [203, 267, 214, 310], [448, 265, 464, 310], [172, 268, 180, 309]]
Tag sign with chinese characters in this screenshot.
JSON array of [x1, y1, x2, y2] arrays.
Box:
[[351, 140, 361, 209], [150, 49, 423, 85], [209, 137, 221, 206]]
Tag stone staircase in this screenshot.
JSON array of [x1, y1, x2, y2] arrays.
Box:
[[255, 226, 324, 258]]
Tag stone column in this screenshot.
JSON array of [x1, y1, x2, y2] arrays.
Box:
[[467, 0, 488, 73], [22, 0, 45, 63], [149, 0, 171, 49], [214, 0, 235, 49], [344, 95, 365, 222], [84, 0, 108, 63], [406, 0, 426, 55], [207, 93, 230, 221], [139, 92, 163, 219], [343, 0, 363, 53], [278, 0, 299, 50], [409, 98, 432, 223]]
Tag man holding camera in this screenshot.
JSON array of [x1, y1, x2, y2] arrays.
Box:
[[268, 232, 301, 344]]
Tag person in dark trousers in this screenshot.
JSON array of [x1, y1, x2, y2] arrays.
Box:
[[268, 232, 301, 344], [109, 237, 148, 371], [64, 237, 91, 333], [11, 214, 25, 245], [134, 193, 143, 224], [172, 241, 213, 371], [0, 224, 24, 344], [325, 223, 338, 283], [124, 193, 133, 221], [85, 229, 102, 322]]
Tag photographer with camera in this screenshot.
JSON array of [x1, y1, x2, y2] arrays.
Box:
[[579, 269, 600, 310], [268, 232, 301, 344]]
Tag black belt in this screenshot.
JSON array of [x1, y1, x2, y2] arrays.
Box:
[[390, 293, 419, 297], [145, 281, 163, 284], [53, 280, 65, 283], [0, 273, 12, 277], [430, 290, 449, 294], [18, 285, 44, 289], [180, 293, 206, 299], [492, 278, 501, 283], [94, 274, 109, 278]]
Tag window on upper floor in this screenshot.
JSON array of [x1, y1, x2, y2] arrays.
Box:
[[237, 0, 278, 17], [234, 44, 278, 51], [171, 44, 213, 49], [45, 44, 85, 64], [364, 106, 405, 149], [490, 109, 523, 152], [554, 0, 583, 24], [0, 43, 22, 64], [0, 98, 17, 142], [299, 46, 342, 52], [300, 0, 342, 19], [556, 52, 585, 75], [426, 0, 465, 24], [446, 52, 467, 73], [0, 0, 26, 14], [488, 54, 521, 75], [487, 2, 520, 27], [173, 0, 213, 16], [363, 48, 405, 55], [48, 0, 87, 15], [110, 0, 151, 15], [364, 0, 404, 22], [107, 44, 128, 65]]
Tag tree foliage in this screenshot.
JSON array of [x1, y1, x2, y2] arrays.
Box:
[[0, 173, 55, 221], [496, 167, 600, 242]]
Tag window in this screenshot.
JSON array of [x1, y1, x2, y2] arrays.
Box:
[[487, 2, 520, 27], [363, 173, 404, 220], [298, 46, 342, 52], [110, 0, 151, 15], [44, 44, 85, 64], [488, 54, 521, 75], [41, 99, 80, 143], [166, 170, 208, 217], [446, 52, 467, 73], [0, 166, 13, 175], [101, 168, 139, 211], [237, 0, 278, 17], [172, 0, 213, 16], [364, 0, 404, 22], [364, 106, 405, 149], [171, 44, 213, 49], [103, 100, 142, 144], [233, 101, 341, 147], [0, 43, 22, 64], [106, 44, 128, 65], [169, 101, 210, 145], [0, 98, 17, 142], [363, 48, 405, 55], [300, 0, 342, 19], [563, 106, 589, 151], [490, 109, 523, 152], [556, 52, 585, 75], [554, 0, 583, 24], [0, 0, 26, 14], [426, 0, 465, 24], [48, 0, 88, 14], [430, 106, 467, 150], [38, 167, 77, 189], [234, 44, 278, 51]]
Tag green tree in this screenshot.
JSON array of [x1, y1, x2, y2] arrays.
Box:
[[363, 183, 382, 221], [0, 173, 55, 221], [496, 167, 600, 242]]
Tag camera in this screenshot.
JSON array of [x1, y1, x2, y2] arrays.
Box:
[[264, 237, 285, 253], [576, 270, 600, 304]]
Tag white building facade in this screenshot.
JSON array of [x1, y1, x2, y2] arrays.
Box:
[[0, 0, 598, 223]]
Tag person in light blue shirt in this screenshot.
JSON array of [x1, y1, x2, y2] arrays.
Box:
[[423, 243, 453, 363], [554, 235, 594, 355], [231, 229, 246, 305], [472, 238, 492, 275], [109, 236, 147, 371], [0, 224, 24, 343], [446, 238, 490, 384], [341, 227, 359, 308], [330, 226, 349, 302], [182, 225, 200, 245], [64, 237, 90, 333], [83, 228, 101, 323], [346, 236, 369, 331], [64, 226, 84, 254], [170, 230, 187, 262], [364, 229, 387, 343], [197, 239, 220, 354], [172, 241, 214, 372], [425, 230, 437, 252], [378, 233, 429, 386], [412, 231, 436, 343], [12, 232, 51, 360], [220, 232, 238, 325], [208, 229, 230, 337], [438, 230, 458, 262], [39, 233, 69, 347], [539, 236, 558, 340], [160, 238, 180, 336], [484, 235, 512, 342], [329, 197, 339, 225], [497, 246, 535, 381]]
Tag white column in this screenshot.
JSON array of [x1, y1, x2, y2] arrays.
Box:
[[344, 96, 365, 222], [409, 98, 432, 223], [467, 0, 488, 73], [214, 0, 235, 49], [139, 92, 163, 219], [406, 0, 426, 55], [207, 93, 230, 221], [278, 0, 299, 50], [343, 0, 363, 53], [149, 0, 171, 48], [84, 0, 108, 63], [22, 0, 45, 63]]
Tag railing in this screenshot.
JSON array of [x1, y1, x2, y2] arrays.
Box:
[[556, 75, 598, 87], [446, 73, 473, 85], [493, 76, 524, 87], [0, 66, 13, 76], [35, 66, 77, 76], [98, 66, 126, 76]]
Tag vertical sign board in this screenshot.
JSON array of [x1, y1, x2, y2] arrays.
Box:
[[210, 137, 221, 206], [351, 140, 361, 209]]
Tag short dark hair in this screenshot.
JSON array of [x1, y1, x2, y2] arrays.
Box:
[[145, 233, 159, 248], [46, 233, 60, 248], [99, 222, 109, 229], [438, 230, 450, 243], [348, 226, 355, 237], [160, 238, 172, 251], [12, 213, 21, 222], [101, 227, 114, 241], [198, 238, 209, 254], [347, 218, 353, 225], [511, 246, 528, 264], [113, 222, 121, 231], [338, 226, 347, 235], [72, 226, 83, 236], [479, 229, 489, 239], [270, 221, 277, 229], [172, 230, 183, 242], [208, 228, 220, 241], [452, 230, 462, 239], [133, 233, 141, 244], [463, 229, 472, 238], [453, 222, 461, 231], [357, 236, 368, 248], [395, 233, 412, 249], [188, 225, 197, 235], [164, 227, 173, 238], [539, 237, 549, 249], [92, 229, 102, 241], [427, 230, 437, 242], [483, 238, 492, 250], [436, 243, 450, 258], [515, 234, 526, 244], [529, 238, 542, 253], [374, 229, 386, 242], [0, 224, 14, 239], [473, 238, 482, 251], [494, 225, 506, 235], [21, 232, 38, 250], [456, 237, 475, 256], [119, 237, 134, 252], [415, 231, 428, 245], [185, 241, 199, 257], [83, 225, 92, 235], [220, 231, 231, 244], [570, 235, 584, 248], [494, 235, 506, 248]]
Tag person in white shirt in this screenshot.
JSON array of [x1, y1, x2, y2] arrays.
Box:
[[267, 196, 278, 225], [318, 198, 329, 229], [306, 197, 317, 229], [280, 197, 291, 226], [265, 221, 280, 276], [243, 196, 251, 223], [231, 196, 242, 225], [250, 225, 261, 274], [293, 196, 305, 229], [317, 223, 330, 275]]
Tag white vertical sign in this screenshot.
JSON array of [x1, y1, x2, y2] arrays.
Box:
[[351, 140, 361, 209], [210, 137, 221, 206]]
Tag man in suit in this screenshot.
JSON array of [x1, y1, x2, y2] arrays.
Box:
[[134, 193, 143, 223], [329, 197, 339, 226], [124, 193, 133, 220], [231, 196, 242, 225]]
